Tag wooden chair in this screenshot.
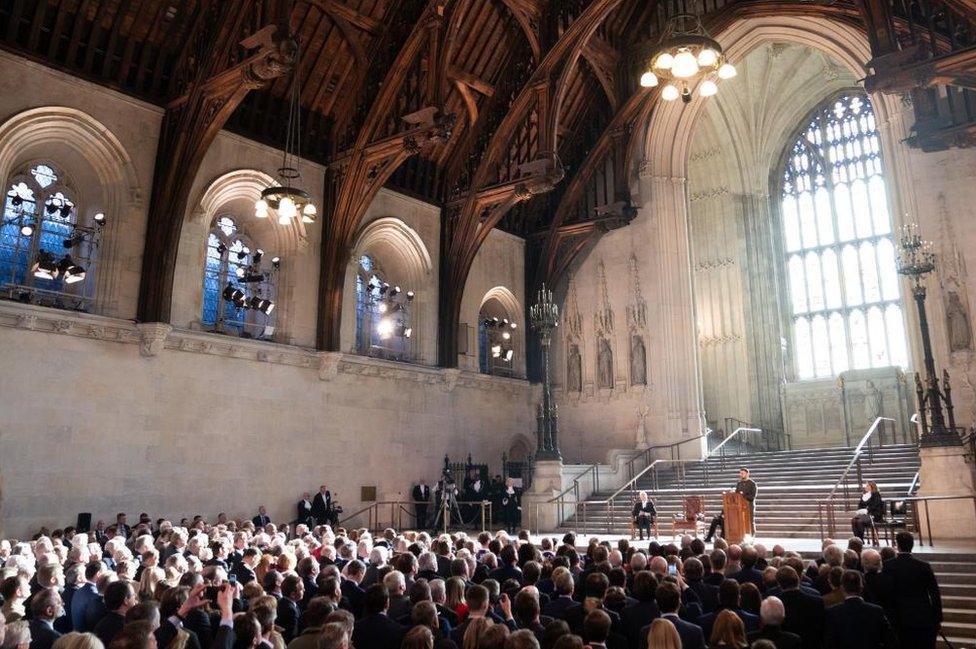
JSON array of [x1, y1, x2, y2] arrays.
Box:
[[672, 495, 705, 539]]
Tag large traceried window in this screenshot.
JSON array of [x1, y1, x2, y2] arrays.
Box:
[[202, 216, 277, 339], [780, 93, 907, 380]]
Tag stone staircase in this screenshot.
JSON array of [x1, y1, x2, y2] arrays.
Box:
[[933, 554, 976, 648], [559, 444, 921, 538]]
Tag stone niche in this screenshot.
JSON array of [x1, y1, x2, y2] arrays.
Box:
[[782, 367, 913, 448]]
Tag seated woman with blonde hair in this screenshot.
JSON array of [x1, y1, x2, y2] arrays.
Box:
[[646, 618, 682, 649], [709, 610, 748, 649]]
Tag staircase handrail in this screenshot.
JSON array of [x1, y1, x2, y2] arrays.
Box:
[[624, 430, 712, 481], [825, 416, 896, 504], [548, 463, 600, 504], [709, 427, 762, 458], [908, 471, 921, 496]]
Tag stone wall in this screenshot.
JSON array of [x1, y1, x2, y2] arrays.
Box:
[[0, 302, 538, 537]]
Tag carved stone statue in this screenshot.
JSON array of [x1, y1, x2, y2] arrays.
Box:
[[636, 403, 650, 449], [597, 338, 614, 389], [630, 335, 647, 386], [947, 291, 972, 352], [567, 345, 582, 393], [864, 380, 883, 424]]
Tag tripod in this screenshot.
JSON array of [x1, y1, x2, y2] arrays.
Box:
[[436, 483, 463, 533]]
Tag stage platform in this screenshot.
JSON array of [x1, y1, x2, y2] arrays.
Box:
[[527, 532, 976, 556]]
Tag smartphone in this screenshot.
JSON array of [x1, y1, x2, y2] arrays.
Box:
[[228, 574, 238, 586], [667, 564, 678, 576], [205, 585, 220, 603]]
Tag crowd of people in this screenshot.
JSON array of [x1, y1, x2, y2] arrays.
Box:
[[0, 511, 943, 649]]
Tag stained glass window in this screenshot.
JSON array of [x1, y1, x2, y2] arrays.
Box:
[[0, 164, 96, 308], [201, 216, 276, 338], [780, 93, 906, 379]]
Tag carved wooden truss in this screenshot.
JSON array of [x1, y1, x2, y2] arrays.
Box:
[[1, 0, 973, 365]]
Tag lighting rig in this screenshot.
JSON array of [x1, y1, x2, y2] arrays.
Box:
[[220, 249, 280, 315], [482, 316, 518, 362], [369, 281, 415, 341]]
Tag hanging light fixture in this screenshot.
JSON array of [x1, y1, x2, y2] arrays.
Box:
[[256, 38, 316, 225], [639, 13, 736, 104]]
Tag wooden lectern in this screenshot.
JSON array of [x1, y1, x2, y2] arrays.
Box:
[[723, 491, 751, 543]]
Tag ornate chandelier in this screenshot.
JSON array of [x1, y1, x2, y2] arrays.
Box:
[[639, 14, 736, 103], [255, 39, 316, 225]]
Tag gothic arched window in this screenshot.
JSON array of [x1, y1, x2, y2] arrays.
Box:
[[0, 163, 99, 309], [780, 93, 907, 380], [479, 298, 517, 376], [202, 216, 277, 338]]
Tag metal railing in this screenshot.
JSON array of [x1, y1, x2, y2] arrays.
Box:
[[546, 464, 601, 526], [336, 500, 492, 533], [902, 494, 976, 547], [624, 431, 712, 483], [723, 418, 792, 452], [817, 416, 899, 537]]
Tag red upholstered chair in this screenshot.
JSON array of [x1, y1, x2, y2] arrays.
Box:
[[672, 496, 704, 539]]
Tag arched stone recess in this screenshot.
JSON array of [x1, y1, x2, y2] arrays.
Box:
[[0, 106, 141, 317], [475, 285, 526, 378], [173, 169, 309, 342], [341, 216, 436, 364]]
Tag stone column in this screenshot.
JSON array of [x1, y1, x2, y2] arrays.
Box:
[[916, 445, 976, 540], [640, 172, 707, 447]]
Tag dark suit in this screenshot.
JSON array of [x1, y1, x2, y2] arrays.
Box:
[[251, 514, 270, 528], [296, 499, 313, 526], [277, 597, 300, 643], [70, 583, 98, 631], [543, 594, 577, 620], [488, 564, 524, 586], [29, 619, 61, 649], [686, 578, 720, 613], [155, 620, 203, 649], [93, 611, 126, 646], [735, 477, 758, 533], [233, 563, 257, 585], [312, 491, 333, 525], [450, 617, 517, 646], [730, 566, 765, 592], [340, 580, 366, 619], [352, 613, 405, 649], [639, 614, 705, 649], [883, 552, 942, 648], [387, 595, 412, 621], [779, 587, 826, 649], [824, 596, 897, 648], [413, 484, 431, 527], [621, 600, 660, 649], [632, 500, 656, 539], [565, 604, 622, 636], [748, 625, 802, 649]]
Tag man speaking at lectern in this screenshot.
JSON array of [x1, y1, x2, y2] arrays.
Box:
[[705, 468, 758, 541]]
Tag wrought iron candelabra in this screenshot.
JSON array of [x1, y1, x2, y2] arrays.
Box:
[[897, 223, 959, 447], [530, 284, 561, 460]]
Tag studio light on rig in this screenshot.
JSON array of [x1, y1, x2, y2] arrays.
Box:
[[31, 250, 59, 280], [58, 256, 86, 284], [255, 38, 317, 225], [640, 13, 736, 104]]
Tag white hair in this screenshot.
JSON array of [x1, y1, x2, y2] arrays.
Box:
[[383, 570, 406, 593], [760, 596, 786, 625], [418, 551, 438, 573]]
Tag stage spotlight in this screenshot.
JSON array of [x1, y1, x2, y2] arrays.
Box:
[[504, 349, 514, 362], [243, 272, 265, 284], [259, 299, 275, 315], [510, 322, 517, 329], [60, 205, 72, 219], [59, 256, 86, 284], [231, 290, 247, 308], [406, 290, 415, 301], [235, 267, 246, 278], [377, 301, 388, 314], [11, 196, 22, 207], [249, 296, 263, 310], [20, 222, 34, 237], [46, 202, 58, 215], [502, 331, 511, 340], [31, 251, 59, 280], [253, 249, 264, 263], [217, 243, 227, 255], [271, 256, 281, 268], [403, 326, 412, 338], [93, 212, 106, 224], [222, 283, 236, 300], [377, 317, 394, 339], [379, 283, 390, 295], [236, 249, 248, 261], [390, 285, 401, 297], [491, 344, 502, 358]]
